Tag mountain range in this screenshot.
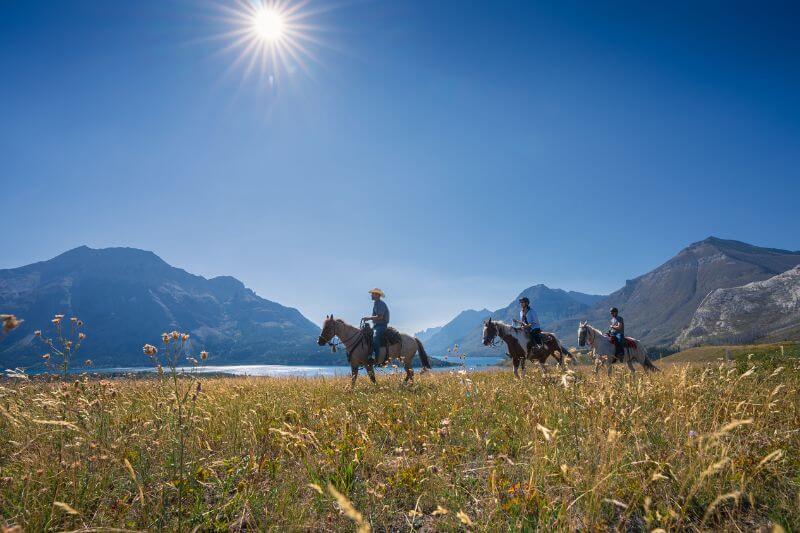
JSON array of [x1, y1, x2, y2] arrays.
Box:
[[3, 237, 799, 368], [420, 237, 800, 357], [0, 246, 329, 368]]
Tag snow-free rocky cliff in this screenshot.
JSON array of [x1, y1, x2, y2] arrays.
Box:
[[677, 266, 800, 347]]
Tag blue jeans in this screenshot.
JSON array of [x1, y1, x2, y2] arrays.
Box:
[[372, 324, 387, 360], [613, 332, 624, 356]]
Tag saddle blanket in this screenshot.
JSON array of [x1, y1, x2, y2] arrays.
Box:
[[606, 335, 638, 349]]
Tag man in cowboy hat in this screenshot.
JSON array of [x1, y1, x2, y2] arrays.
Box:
[[363, 288, 390, 364]]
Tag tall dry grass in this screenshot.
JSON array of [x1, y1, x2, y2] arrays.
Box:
[[0, 357, 797, 531]]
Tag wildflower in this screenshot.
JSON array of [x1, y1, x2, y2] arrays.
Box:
[[42, 353, 50, 360], [77, 320, 83, 327], [143, 344, 158, 356], [84, 360, 92, 366], [1, 314, 21, 333], [456, 510, 473, 526], [171, 331, 180, 341], [65, 341, 72, 349], [200, 350, 208, 361], [34, 330, 41, 337], [161, 333, 170, 344], [78, 332, 86, 341], [181, 333, 189, 342], [688, 430, 698, 438], [70, 317, 78, 323]]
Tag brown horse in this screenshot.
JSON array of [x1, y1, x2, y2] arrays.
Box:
[[482, 319, 569, 378], [317, 315, 431, 388]]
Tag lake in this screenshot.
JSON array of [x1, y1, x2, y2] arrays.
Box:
[[85, 355, 505, 378]]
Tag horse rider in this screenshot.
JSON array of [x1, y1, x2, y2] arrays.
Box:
[[514, 296, 543, 351], [609, 307, 625, 360], [362, 288, 390, 364]]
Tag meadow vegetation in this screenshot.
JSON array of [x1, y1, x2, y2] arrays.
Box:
[[1, 345, 798, 532]]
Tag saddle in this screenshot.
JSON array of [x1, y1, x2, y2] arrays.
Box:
[[383, 327, 402, 346], [361, 324, 402, 350], [526, 332, 554, 353], [605, 334, 638, 350]]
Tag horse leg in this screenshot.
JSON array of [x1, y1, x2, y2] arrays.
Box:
[[366, 364, 377, 384], [606, 357, 613, 377], [350, 366, 359, 389], [538, 359, 547, 377], [512, 356, 520, 379], [626, 354, 636, 377], [404, 366, 414, 384], [520, 357, 527, 379]]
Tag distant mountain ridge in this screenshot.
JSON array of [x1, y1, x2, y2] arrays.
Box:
[[414, 326, 443, 343], [555, 237, 800, 346], [424, 237, 800, 356], [0, 246, 329, 367], [423, 287, 601, 358]]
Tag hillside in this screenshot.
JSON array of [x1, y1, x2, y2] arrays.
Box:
[[676, 266, 800, 346], [0, 246, 329, 367], [424, 237, 800, 355], [548, 237, 800, 347], [423, 308, 491, 354]]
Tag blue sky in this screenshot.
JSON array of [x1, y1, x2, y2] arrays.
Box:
[[2, 0, 799, 332]]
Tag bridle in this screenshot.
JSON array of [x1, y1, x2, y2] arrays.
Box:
[[483, 322, 503, 349], [320, 319, 365, 354], [579, 324, 594, 347]]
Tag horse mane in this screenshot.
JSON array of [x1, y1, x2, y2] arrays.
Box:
[[489, 319, 512, 331], [584, 323, 604, 335]]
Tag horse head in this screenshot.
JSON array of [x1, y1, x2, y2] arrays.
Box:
[[482, 318, 497, 346], [577, 321, 588, 347], [318, 314, 335, 346]]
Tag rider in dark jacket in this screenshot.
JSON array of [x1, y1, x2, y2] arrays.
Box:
[[609, 307, 625, 359]]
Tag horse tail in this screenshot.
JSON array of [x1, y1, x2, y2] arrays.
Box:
[[558, 341, 570, 358], [415, 338, 432, 369], [642, 355, 659, 372]]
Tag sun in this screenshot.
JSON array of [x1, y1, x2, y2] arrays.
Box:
[[253, 8, 285, 42], [208, 0, 329, 87]]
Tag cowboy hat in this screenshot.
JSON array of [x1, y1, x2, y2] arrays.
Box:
[[368, 288, 385, 297]]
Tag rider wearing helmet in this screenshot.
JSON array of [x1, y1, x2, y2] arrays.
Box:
[[609, 307, 625, 359], [515, 297, 543, 352]]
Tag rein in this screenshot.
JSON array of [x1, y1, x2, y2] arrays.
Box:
[[325, 320, 365, 354]]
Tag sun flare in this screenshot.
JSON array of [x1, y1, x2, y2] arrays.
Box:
[[210, 0, 327, 87]]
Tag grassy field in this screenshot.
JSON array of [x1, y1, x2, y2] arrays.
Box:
[[1, 359, 798, 531], [663, 342, 798, 364]]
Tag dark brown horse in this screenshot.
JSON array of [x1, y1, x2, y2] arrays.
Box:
[[482, 319, 569, 378]]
